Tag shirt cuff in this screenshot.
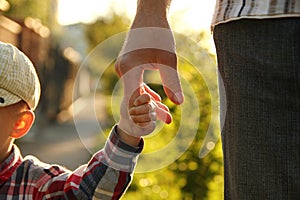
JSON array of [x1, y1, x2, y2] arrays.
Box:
[[101, 125, 144, 172]]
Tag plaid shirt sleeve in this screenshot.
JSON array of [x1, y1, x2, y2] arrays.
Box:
[[0, 125, 143, 200]]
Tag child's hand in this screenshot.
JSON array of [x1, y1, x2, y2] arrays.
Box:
[[118, 84, 172, 139], [129, 93, 157, 127], [129, 92, 172, 128]]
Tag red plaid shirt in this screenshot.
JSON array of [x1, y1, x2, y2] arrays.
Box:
[[0, 126, 143, 199]]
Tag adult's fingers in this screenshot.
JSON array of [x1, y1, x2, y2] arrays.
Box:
[[141, 84, 172, 124], [143, 84, 161, 102], [154, 101, 172, 124]]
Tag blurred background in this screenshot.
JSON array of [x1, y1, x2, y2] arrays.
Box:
[[0, 0, 223, 199]]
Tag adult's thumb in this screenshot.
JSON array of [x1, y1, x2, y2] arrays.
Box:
[[159, 65, 184, 105]]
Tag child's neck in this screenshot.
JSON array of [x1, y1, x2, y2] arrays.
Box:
[[0, 140, 14, 164]]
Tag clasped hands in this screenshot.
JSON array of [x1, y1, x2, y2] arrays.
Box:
[[115, 27, 184, 139]]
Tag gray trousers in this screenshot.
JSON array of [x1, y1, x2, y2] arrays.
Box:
[[213, 18, 300, 199]]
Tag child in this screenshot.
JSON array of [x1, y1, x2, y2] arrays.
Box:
[[0, 41, 171, 199]]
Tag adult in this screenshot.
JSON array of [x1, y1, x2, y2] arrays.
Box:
[[116, 0, 300, 199]]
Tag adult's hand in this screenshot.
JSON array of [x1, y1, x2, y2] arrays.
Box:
[[115, 0, 184, 108]]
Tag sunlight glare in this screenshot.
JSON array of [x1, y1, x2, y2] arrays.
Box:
[[57, 0, 216, 31], [57, 0, 111, 25], [170, 0, 216, 31]]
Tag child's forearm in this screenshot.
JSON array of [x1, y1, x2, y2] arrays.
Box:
[[31, 126, 143, 199], [117, 125, 141, 147]]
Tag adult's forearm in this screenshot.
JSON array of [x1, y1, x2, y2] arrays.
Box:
[[132, 0, 172, 28], [137, 0, 171, 15]]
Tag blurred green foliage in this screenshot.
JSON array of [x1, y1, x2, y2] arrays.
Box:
[[85, 14, 129, 51], [5, 0, 54, 26], [83, 14, 129, 93]]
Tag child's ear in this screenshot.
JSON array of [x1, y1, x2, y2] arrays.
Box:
[[11, 110, 35, 139]]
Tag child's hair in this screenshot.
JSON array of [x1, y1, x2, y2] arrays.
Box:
[[2, 100, 30, 119], [0, 42, 41, 110], [13, 100, 30, 111]]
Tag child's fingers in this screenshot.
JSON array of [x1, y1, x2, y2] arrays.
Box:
[[133, 93, 151, 106], [130, 98, 172, 125], [136, 122, 153, 127], [130, 112, 156, 124], [130, 100, 157, 126], [129, 102, 155, 115]]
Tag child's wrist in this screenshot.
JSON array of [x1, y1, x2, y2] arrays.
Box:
[[116, 126, 141, 147]]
